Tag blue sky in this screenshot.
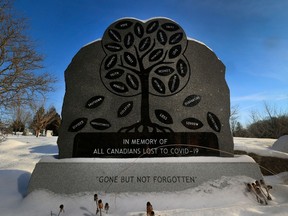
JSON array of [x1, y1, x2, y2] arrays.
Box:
[[14, 0, 288, 125]]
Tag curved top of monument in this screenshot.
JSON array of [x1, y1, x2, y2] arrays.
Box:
[[84, 17, 215, 55], [58, 17, 233, 158]]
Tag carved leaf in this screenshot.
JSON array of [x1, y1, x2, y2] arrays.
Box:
[[176, 59, 188, 77], [169, 32, 183, 45], [157, 30, 167, 45], [207, 112, 221, 132], [90, 118, 111, 130], [126, 73, 139, 90], [168, 74, 180, 93], [104, 54, 117, 70], [115, 20, 133, 29], [149, 49, 164, 62], [108, 29, 121, 42], [68, 118, 87, 132], [155, 66, 175, 76], [169, 45, 182, 59], [124, 32, 134, 48], [183, 95, 201, 107], [155, 109, 173, 124], [124, 52, 137, 67], [105, 69, 125, 79], [146, 20, 159, 33], [181, 118, 203, 130], [139, 37, 151, 51], [118, 101, 133, 117], [85, 96, 104, 109], [104, 43, 123, 52], [134, 22, 144, 38], [152, 77, 165, 94], [110, 81, 129, 93], [162, 23, 180, 31]]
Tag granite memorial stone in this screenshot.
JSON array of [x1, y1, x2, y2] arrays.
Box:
[[28, 18, 263, 194], [57, 17, 233, 158]]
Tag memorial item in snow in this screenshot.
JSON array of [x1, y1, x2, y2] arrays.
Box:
[[57, 17, 233, 158]]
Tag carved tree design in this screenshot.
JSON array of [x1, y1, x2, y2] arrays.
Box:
[[100, 18, 190, 132]]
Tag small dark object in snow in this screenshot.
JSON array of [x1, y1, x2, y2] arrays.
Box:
[[260, 179, 272, 200], [98, 199, 103, 216], [58, 204, 64, 216], [105, 203, 109, 213], [146, 201, 153, 216], [94, 194, 99, 214], [94, 193, 98, 201], [247, 183, 263, 204]]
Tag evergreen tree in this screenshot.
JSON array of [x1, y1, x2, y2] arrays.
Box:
[[234, 122, 248, 137], [31, 106, 58, 137], [46, 113, 61, 136], [10, 119, 25, 134]]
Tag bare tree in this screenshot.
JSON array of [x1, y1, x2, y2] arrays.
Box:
[[0, 0, 56, 110], [230, 105, 239, 136], [263, 102, 287, 138], [9, 96, 32, 134], [248, 102, 288, 138]]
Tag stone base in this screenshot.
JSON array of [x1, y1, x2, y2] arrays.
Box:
[[28, 155, 262, 194]]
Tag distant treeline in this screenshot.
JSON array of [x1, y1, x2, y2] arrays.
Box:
[[231, 103, 288, 139]]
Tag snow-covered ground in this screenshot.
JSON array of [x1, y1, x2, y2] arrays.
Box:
[[0, 136, 287, 216], [235, 137, 288, 159]]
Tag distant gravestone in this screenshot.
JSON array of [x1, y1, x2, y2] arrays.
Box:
[[272, 135, 288, 153], [57, 18, 233, 158], [46, 130, 53, 137]]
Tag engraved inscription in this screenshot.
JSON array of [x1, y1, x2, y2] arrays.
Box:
[[169, 32, 183, 44], [183, 95, 201, 107], [155, 109, 173, 124], [90, 118, 111, 130], [181, 118, 203, 130], [68, 118, 87, 132], [108, 29, 121, 42], [85, 96, 104, 109], [169, 45, 182, 58], [207, 112, 221, 132], [118, 101, 133, 117]]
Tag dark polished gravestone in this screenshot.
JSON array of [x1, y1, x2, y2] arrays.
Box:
[[28, 18, 263, 194], [57, 17, 234, 158]]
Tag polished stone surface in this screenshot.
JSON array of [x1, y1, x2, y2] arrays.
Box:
[[57, 18, 233, 158]]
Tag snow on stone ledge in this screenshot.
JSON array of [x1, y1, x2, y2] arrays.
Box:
[[40, 155, 256, 164]]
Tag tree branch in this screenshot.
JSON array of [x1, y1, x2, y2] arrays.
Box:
[[140, 39, 156, 60], [145, 51, 173, 72], [0, 1, 56, 109], [118, 56, 140, 74]]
